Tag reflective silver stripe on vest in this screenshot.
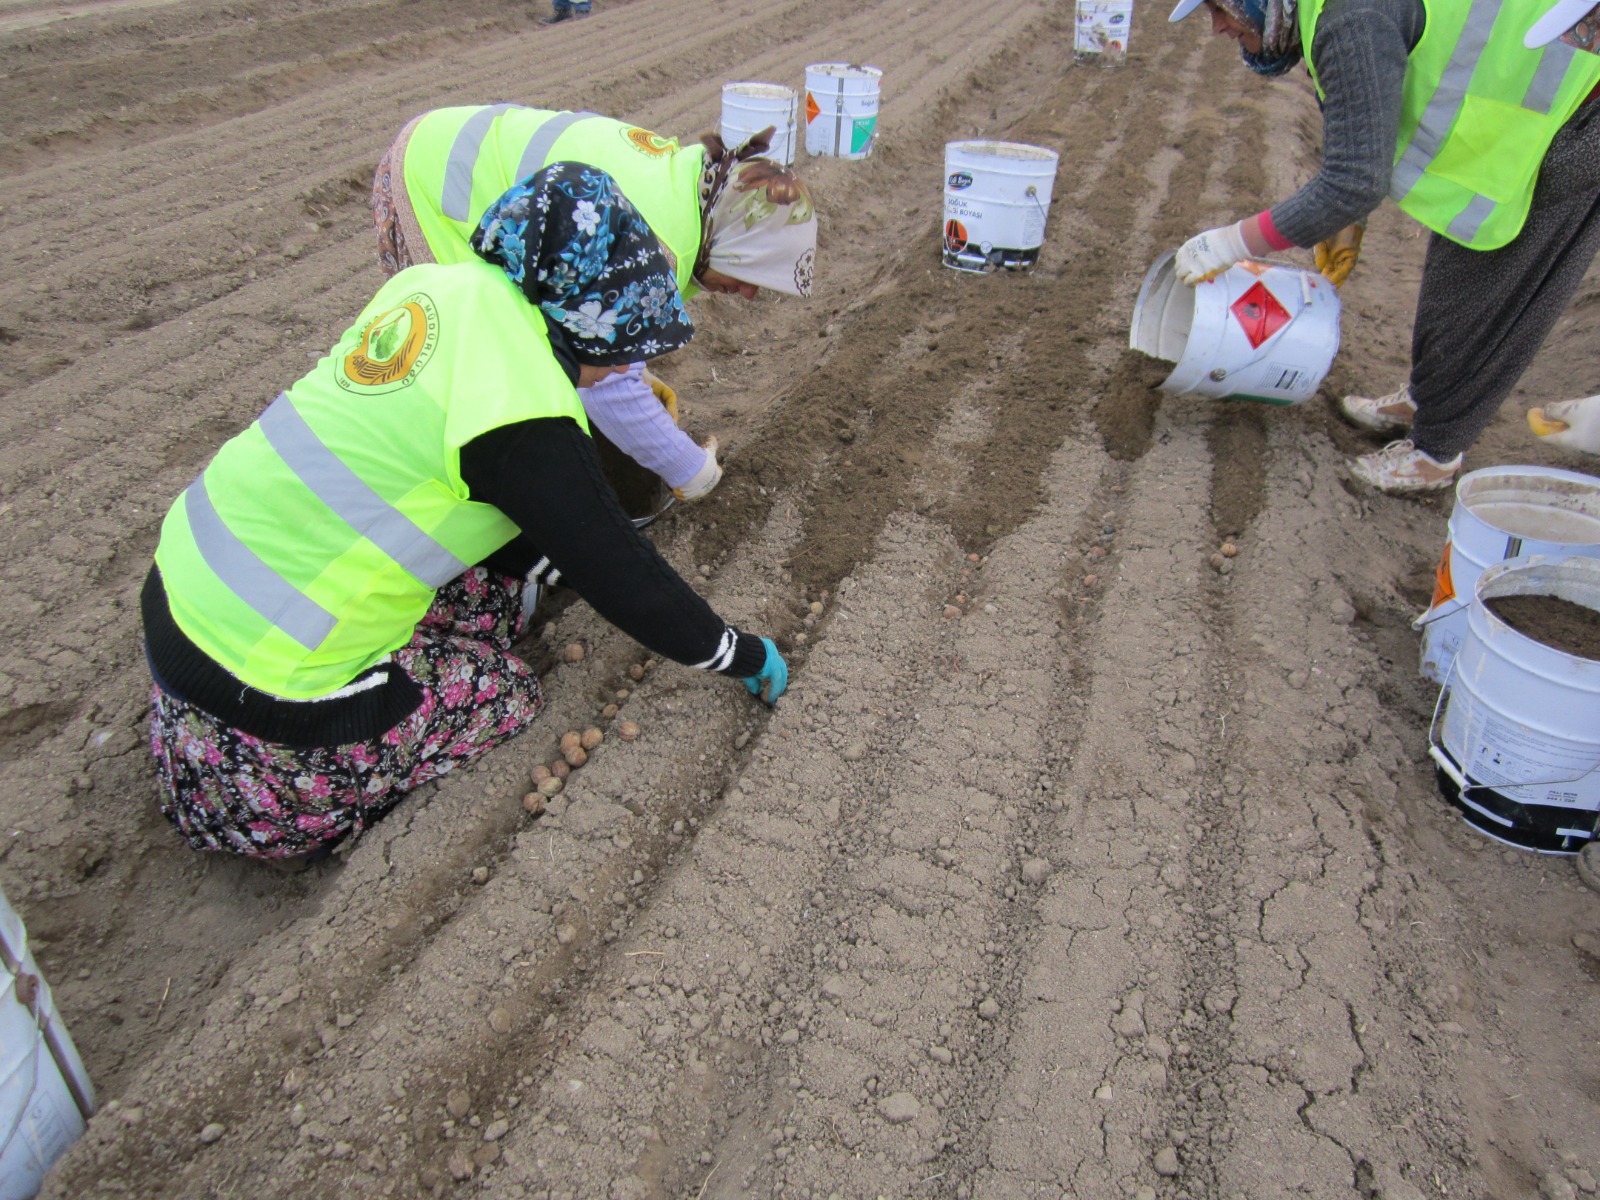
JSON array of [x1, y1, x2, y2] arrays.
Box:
[[258, 393, 469, 587], [441, 103, 518, 223], [184, 474, 338, 652], [1392, 3, 1578, 242], [1392, 0, 1498, 203], [514, 111, 600, 185], [1523, 39, 1576, 115], [1446, 192, 1498, 242]]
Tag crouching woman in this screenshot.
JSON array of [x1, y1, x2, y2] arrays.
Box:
[[141, 163, 787, 861]]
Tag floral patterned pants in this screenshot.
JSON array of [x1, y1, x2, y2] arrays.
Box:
[[149, 569, 542, 860]]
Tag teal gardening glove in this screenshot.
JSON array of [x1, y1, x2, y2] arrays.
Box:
[[740, 637, 788, 705]]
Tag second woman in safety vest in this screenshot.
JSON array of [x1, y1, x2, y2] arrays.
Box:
[[371, 105, 817, 505], [142, 163, 788, 861]]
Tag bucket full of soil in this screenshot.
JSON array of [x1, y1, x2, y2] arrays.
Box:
[[1128, 253, 1341, 405], [1430, 554, 1600, 853], [592, 428, 673, 528], [1415, 464, 1600, 685]]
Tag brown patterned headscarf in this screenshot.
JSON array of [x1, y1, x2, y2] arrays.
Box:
[[694, 128, 818, 297]]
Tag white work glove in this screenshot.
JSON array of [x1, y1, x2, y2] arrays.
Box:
[[1174, 222, 1251, 286], [1529, 396, 1600, 456], [672, 437, 722, 501]]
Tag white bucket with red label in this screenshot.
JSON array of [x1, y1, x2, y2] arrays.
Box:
[[1415, 465, 1600, 685], [1129, 253, 1342, 405]]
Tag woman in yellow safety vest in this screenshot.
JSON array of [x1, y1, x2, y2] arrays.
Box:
[[372, 106, 817, 505], [1168, 0, 1600, 493], [142, 163, 789, 862]]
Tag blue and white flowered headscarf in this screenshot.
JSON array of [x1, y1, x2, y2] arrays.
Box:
[[471, 163, 695, 365]]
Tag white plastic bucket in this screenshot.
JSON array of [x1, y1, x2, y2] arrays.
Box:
[[1416, 465, 1600, 685], [720, 82, 798, 167], [804, 63, 882, 159], [942, 141, 1060, 273], [0, 887, 94, 1199], [1128, 253, 1342, 405], [1430, 555, 1600, 853], [1075, 0, 1133, 53]]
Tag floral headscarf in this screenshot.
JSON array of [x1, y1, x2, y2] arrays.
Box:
[[695, 129, 818, 298], [1211, 0, 1303, 75], [471, 162, 694, 365]]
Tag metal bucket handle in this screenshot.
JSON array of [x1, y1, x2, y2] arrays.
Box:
[[1412, 598, 1467, 630], [631, 495, 676, 530]]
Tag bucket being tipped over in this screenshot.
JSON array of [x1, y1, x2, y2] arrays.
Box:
[[1129, 253, 1342, 405]]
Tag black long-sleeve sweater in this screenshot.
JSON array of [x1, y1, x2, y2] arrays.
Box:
[[143, 416, 764, 748]]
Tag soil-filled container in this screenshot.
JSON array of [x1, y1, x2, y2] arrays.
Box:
[[1430, 555, 1600, 853], [1416, 465, 1600, 685]]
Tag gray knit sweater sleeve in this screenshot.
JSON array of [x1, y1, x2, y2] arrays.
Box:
[[1266, 0, 1425, 247]]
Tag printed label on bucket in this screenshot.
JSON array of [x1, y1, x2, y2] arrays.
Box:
[[942, 218, 1042, 272], [1431, 542, 1456, 609], [851, 117, 876, 155], [1075, 0, 1133, 53]]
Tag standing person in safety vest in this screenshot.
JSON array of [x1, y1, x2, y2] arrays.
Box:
[[142, 163, 789, 862], [1167, 0, 1600, 493], [371, 105, 818, 505]]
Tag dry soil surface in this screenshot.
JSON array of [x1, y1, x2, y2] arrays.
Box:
[[4, 0, 1600, 1197]]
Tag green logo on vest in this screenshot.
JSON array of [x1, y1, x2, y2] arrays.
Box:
[[338, 292, 439, 394]]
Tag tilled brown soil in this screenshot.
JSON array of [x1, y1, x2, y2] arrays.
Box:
[[4, 0, 1600, 1196]]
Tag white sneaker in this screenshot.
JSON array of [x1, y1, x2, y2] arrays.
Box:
[[1340, 386, 1417, 435], [1347, 439, 1461, 494], [1529, 395, 1600, 456]]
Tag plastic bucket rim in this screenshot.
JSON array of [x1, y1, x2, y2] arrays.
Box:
[[945, 139, 1061, 163], [1471, 554, 1600, 671], [722, 81, 798, 99], [805, 62, 884, 80], [1455, 464, 1600, 545]]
